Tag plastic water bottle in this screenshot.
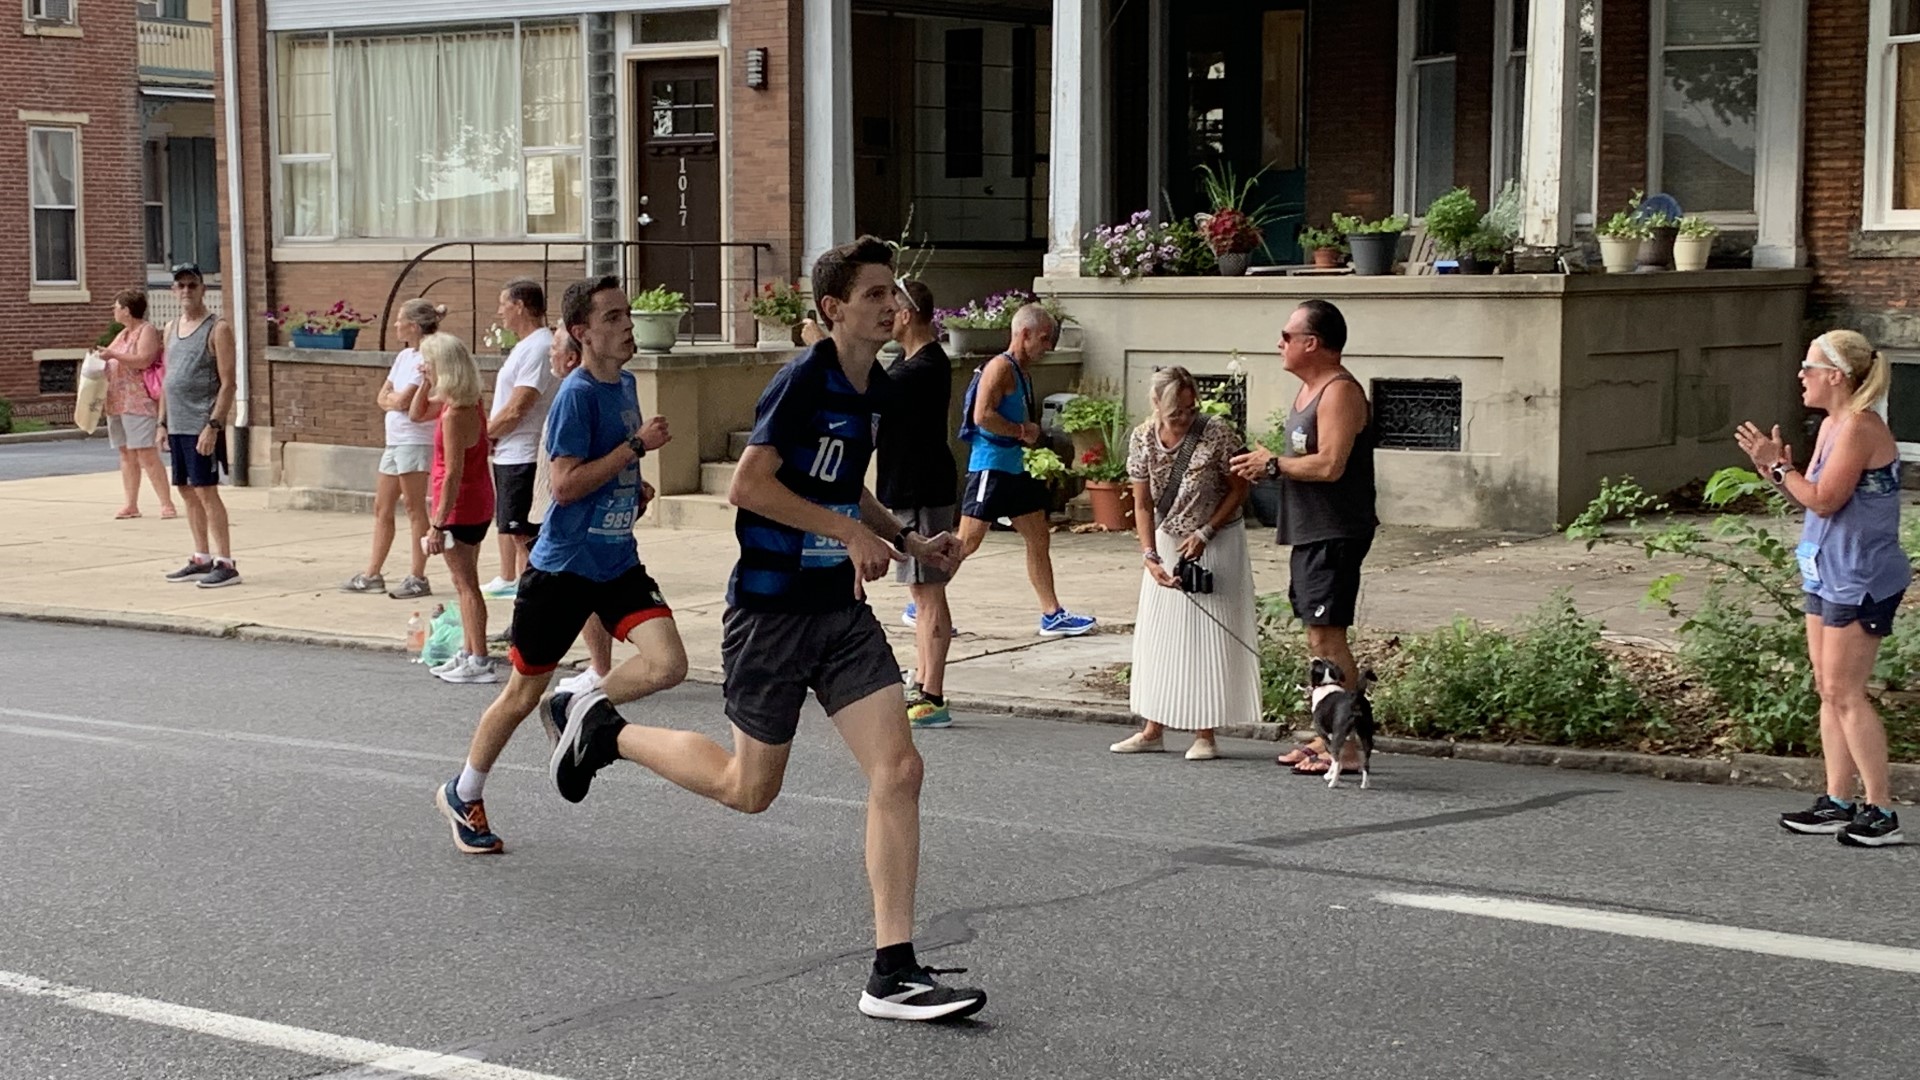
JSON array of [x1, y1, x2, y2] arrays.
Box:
[[406, 611, 426, 653]]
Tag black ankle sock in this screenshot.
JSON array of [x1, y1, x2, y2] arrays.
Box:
[[922, 691, 944, 706], [874, 942, 917, 975]]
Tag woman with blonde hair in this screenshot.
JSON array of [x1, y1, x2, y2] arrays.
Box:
[[410, 332, 496, 683], [1109, 366, 1261, 759], [1737, 330, 1906, 847], [99, 288, 177, 519], [342, 299, 445, 599]]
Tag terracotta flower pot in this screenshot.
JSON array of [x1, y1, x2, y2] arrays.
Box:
[[1312, 247, 1343, 269], [1084, 480, 1134, 532]]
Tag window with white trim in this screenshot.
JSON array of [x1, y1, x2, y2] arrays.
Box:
[[29, 127, 81, 286], [1865, 0, 1920, 230], [143, 140, 166, 268], [1653, 0, 1760, 217], [1495, 0, 1598, 224], [272, 19, 585, 241], [1403, 0, 1457, 215], [26, 0, 74, 25]]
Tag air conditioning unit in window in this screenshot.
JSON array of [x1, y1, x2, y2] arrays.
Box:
[[30, 0, 73, 23]]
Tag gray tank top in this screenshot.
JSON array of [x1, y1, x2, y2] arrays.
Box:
[[1276, 372, 1378, 545], [163, 316, 219, 432], [1800, 443, 1912, 605]]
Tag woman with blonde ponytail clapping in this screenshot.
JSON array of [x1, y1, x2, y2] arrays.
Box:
[[1737, 330, 1907, 848]]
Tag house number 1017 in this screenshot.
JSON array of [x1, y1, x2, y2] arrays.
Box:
[[678, 158, 689, 227]]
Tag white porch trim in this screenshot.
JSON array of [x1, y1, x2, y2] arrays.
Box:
[[802, 0, 854, 265], [1042, 0, 1105, 276], [1752, 0, 1806, 267], [1518, 0, 1582, 246]]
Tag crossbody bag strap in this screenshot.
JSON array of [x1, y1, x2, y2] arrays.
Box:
[[1154, 423, 1207, 522]]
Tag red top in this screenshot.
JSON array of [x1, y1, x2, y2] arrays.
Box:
[[430, 404, 494, 527]]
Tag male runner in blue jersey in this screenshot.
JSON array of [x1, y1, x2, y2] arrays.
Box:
[[549, 236, 986, 1022]]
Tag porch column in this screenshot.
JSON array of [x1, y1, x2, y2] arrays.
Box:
[[1752, 0, 1807, 268], [802, 0, 855, 265], [1517, 0, 1581, 247], [1044, 0, 1106, 276]]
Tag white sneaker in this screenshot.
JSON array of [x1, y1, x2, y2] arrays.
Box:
[[438, 655, 499, 684], [429, 651, 469, 677], [480, 576, 517, 599], [1109, 732, 1165, 754], [555, 668, 603, 696], [1185, 739, 1220, 761]]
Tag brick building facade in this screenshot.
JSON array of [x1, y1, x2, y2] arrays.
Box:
[[2, 3, 146, 423]]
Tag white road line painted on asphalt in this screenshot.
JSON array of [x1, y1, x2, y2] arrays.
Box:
[[1377, 891, 1920, 974], [0, 722, 129, 745], [0, 969, 577, 1080]]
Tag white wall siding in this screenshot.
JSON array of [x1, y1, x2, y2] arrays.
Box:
[[266, 0, 718, 32]]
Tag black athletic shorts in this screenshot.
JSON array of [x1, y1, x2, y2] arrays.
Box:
[[1804, 590, 1904, 637], [1289, 534, 1373, 627], [960, 469, 1049, 522], [720, 604, 902, 746], [508, 564, 672, 675], [444, 521, 490, 547], [494, 462, 539, 536]]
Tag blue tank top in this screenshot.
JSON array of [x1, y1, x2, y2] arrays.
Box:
[[1800, 442, 1912, 605], [966, 354, 1032, 475]]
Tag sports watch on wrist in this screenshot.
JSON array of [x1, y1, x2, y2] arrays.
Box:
[[1264, 456, 1281, 479], [627, 434, 648, 459], [893, 524, 918, 550], [1770, 462, 1790, 484]]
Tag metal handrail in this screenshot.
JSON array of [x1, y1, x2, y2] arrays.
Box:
[[376, 239, 774, 352]]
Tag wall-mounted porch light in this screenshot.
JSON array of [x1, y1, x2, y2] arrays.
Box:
[[745, 47, 768, 90]]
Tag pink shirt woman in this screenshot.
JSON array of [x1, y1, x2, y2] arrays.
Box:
[[99, 287, 176, 519]]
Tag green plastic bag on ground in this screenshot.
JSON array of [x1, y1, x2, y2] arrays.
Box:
[[420, 604, 462, 667]]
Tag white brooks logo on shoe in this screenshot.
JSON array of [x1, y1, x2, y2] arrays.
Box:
[[887, 983, 935, 1002]]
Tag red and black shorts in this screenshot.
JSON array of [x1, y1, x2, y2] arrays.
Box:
[[507, 564, 672, 675]]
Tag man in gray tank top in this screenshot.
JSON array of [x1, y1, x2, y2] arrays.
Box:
[[1232, 299, 1376, 714], [159, 263, 242, 588]]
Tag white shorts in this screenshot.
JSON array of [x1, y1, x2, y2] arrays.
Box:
[[379, 444, 433, 476], [107, 412, 160, 450]]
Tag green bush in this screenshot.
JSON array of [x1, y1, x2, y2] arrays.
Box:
[[1374, 591, 1656, 746], [1423, 188, 1481, 256], [0, 396, 13, 435], [97, 322, 124, 348]]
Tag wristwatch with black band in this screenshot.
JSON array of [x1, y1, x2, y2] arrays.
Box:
[[893, 524, 918, 551], [627, 434, 648, 459], [1264, 456, 1281, 479]]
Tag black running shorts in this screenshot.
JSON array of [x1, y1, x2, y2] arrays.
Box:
[[960, 469, 1048, 522], [720, 604, 902, 745], [494, 462, 539, 536], [1289, 534, 1373, 627], [508, 564, 672, 675]]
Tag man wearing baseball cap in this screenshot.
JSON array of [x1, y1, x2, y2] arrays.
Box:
[[159, 263, 242, 588]]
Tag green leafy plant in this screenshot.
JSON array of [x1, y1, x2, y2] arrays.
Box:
[[1059, 394, 1123, 435], [265, 301, 373, 336], [630, 286, 690, 314], [1333, 212, 1410, 236], [1597, 190, 1651, 240], [1196, 162, 1285, 255], [1255, 406, 1289, 456], [483, 324, 518, 352], [1423, 187, 1482, 257], [1296, 224, 1347, 253], [97, 322, 124, 348], [747, 279, 806, 326], [1678, 215, 1720, 240], [1162, 215, 1219, 275], [0, 396, 13, 435], [1022, 446, 1067, 482]]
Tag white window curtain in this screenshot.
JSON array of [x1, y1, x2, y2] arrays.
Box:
[[30, 128, 79, 284], [274, 21, 584, 241], [1656, 0, 1761, 215]]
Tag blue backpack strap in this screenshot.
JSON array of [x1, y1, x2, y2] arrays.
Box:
[[956, 355, 1023, 447]]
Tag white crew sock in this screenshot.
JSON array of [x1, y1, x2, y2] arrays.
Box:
[[193, 552, 210, 562], [455, 761, 488, 802]]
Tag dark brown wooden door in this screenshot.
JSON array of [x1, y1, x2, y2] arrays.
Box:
[[633, 59, 722, 337]]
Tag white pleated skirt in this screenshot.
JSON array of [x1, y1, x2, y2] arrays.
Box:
[[1128, 518, 1263, 730]]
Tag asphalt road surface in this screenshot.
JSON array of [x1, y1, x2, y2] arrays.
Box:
[[0, 438, 117, 482], [1, 619, 1914, 1080]]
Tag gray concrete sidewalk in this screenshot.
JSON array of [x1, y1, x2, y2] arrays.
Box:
[[0, 469, 1707, 715]]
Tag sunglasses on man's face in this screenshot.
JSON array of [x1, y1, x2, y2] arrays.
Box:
[[1281, 330, 1314, 345]]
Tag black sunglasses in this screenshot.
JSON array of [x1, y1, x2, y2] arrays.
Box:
[[1281, 330, 1316, 344]]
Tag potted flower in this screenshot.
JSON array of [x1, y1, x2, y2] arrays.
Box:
[[1595, 193, 1648, 274], [482, 324, 519, 355], [1073, 446, 1134, 532], [748, 279, 807, 346], [1059, 392, 1125, 464], [1635, 201, 1681, 271], [1674, 215, 1718, 271], [1196, 163, 1282, 276], [937, 290, 1030, 356], [1423, 187, 1483, 273], [1334, 212, 1410, 277], [630, 285, 690, 353], [266, 301, 374, 350], [1297, 224, 1347, 269]]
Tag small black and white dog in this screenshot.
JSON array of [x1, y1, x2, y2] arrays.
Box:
[[1307, 657, 1377, 790]]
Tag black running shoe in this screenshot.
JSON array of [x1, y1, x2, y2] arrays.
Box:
[[1780, 795, 1859, 835], [858, 965, 987, 1022], [165, 557, 214, 583], [1837, 805, 1903, 848], [539, 691, 571, 749], [549, 694, 624, 804]]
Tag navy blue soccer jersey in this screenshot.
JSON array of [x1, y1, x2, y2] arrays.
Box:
[[728, 341, 891, 613]]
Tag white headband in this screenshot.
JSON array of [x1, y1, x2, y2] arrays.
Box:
[[1816, 334, 1854, 376]]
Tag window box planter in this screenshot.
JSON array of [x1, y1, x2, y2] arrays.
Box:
[[291, 328, 360, 350]]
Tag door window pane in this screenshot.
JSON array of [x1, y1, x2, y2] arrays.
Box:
[[1660, 46, 1758, 212], [1414, 60, 1456, 213]]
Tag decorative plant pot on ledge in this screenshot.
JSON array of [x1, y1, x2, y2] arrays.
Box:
[[1673, 236, 1712, 272], [1311, 247, 1343, 269], [1348, 231, 1401, 276], [1636, 225, 1679, 271], [945, 326, 1011, 357], [291, 328, 359, 350], [1083, 480, 1134, 532], [1598, 237, 1639, 274], [1216, 251, 1251, 277], [631, 310, 686, 353], [757, 319, 799, 347]]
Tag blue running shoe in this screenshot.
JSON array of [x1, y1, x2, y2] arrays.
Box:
[[903, 602, 961, 636], [1038, 609, 1097, 638], [435, 779, 503, 854]]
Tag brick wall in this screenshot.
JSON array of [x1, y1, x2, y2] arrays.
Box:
[[269, 363, 389, 448], [728, 0, 805, 286], [0, 7, 145, 419], [1595, 0, 1650, 215], [1803, 0, 1920, 346], [1454, 0, 1497, 204], [1303, 2, 1399, 224]]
